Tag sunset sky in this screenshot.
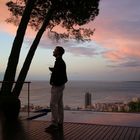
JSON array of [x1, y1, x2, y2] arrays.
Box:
[[0, 0, 140, 81]]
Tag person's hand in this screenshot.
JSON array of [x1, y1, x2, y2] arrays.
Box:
[[49, 67, 54, 72]]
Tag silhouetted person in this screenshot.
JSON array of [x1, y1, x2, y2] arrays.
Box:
[[45, 46, 67, 133]]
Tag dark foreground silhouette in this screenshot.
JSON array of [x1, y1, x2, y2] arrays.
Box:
[[0, 116, 28, 140]]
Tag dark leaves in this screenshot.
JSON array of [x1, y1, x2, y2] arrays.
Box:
[[6, 0, 100, 41]]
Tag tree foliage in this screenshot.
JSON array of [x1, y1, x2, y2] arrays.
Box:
[[6, 0, 100, 40], [128, 101, 140, 112]]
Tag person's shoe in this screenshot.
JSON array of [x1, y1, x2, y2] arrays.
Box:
[[45, 124, 59, 133]]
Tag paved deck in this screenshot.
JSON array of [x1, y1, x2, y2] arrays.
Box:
[[1, 120, 140, 140]]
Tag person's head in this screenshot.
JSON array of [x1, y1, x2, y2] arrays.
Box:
[[53, 46, 65, 58]]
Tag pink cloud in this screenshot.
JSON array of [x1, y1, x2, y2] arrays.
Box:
[[0, 1, 18, 36], [0, 0, 9, 22], [90, 0, 140, 65], [0, 1, 37, 38]]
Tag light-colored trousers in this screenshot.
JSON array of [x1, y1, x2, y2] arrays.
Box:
[[50, 85, 65, 125]]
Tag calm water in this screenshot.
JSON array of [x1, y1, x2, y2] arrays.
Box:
[[19, 81, 140, 108]]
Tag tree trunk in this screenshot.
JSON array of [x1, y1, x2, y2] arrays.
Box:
[[12, 8, 53, 97], [0, 0, 36, 95], [0, 0, 36, 120], [0, 95, 20, 120]]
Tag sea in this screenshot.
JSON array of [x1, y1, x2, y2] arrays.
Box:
[[19, 81, 140, 108]]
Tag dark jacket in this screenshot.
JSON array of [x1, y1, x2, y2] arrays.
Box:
[[50, 57, 68, 86]]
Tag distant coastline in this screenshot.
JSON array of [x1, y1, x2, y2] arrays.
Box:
[[21, 97, 140, 113]]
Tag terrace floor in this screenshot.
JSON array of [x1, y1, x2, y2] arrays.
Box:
[[1, 120, 140, 140], [1, 111, 140, 140]]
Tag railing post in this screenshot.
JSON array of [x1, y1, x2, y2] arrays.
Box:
[[27, 82, 31, 117]]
